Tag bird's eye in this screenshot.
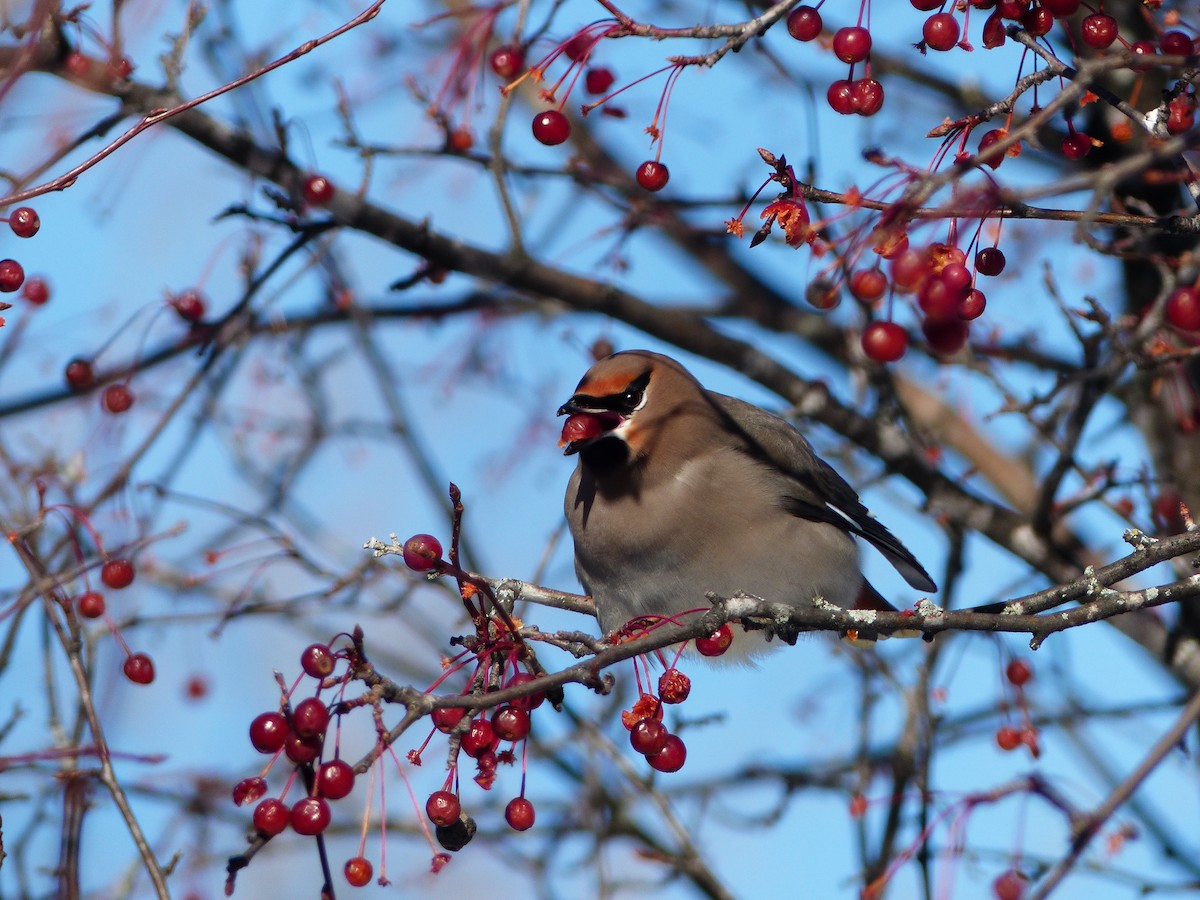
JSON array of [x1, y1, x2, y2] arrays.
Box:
[[619, 388, 643, 410]]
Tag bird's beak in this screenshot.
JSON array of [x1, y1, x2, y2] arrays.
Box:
[[557, 397, 624, 455]]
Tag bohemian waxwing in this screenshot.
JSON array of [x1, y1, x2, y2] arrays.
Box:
[[558, 350, 937, 646]]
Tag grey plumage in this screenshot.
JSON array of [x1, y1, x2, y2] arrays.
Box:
[[559, 350, 936, 640]]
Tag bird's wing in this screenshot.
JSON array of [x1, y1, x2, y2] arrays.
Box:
[[710, 392, 937, 593]]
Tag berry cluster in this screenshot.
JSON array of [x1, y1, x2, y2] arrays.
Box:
[[993, 656, 1039, 757], [0, 206, 47, 324]]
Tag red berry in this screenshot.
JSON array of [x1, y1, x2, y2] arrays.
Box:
[[849, 269, 888, 303], [977, 129, 1007, 169], [123, 652, 155, 685], [919, 278, 960, 321], [1160, 30, 1193, 57], [448, 127, 474, 152], [992, 868, 1029, 900], [1166, 287, 1200, 331], [975, 247, 1006, 276], [827, 79, 857, 115], [998, 0, 1030, 17], [344, 856, 373, 887], [432, 706, 467, 733], [851, 78, 884, 116], [563, 33, 592, 61], [658, 668, 691, 704], [303, 174, 335, 206], [8, 207, 39, 238], [21, 276, 49, 305], [301, 643, 335, 678], [1005, 658, 1033, 686], [1131, 40, 1157, 70], [862, 321, 909, 363], [1041, 0, 1078, 15], [1080, 14, 1117, 50], [318, 759, 356, 799], [172, 289, 206, 322], [232, 776, 267, 807], [461, 717, 498, 758], [630, 718, 669, 755], [491, 705, 531, 742], [490, 45, 525, 79], [940, 262, 973, 295], [65, 358, 95, 391], [102, 383, 134, 414], [646, 734, 687, 772], [250, 711, 290, 753], [532, 110, 570, 145], [891, 247, 932, 292], [832, 26, 871, 64], [995, 725, 1022, 751], [402, 533, 443, 571], [426, 790, 462, 826], [252, 797, 289, 836], [506, 672, 547, 711], [585, 66, 615, 94], [911, 0, 941, 9], [959, 289, 987, 320], [290, 796, 331, 836], [1022, 6, 1053, 38], [76, 591, 105, 618], [635, 160, 669, 192], [1061, 131, 1091, 160], [284, 731, 323, 764], [101, 558, 135, 589], [695, 623, 734, 657], [923, 317, 970, 355], [786, 6, 822, 42], [505, 796, 535, 831], [923, 13, 960, 52], [292, 697, 330, 739], [0, 259, 25, 292]]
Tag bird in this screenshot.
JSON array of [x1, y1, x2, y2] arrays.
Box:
[[557, 350, 937, 649]]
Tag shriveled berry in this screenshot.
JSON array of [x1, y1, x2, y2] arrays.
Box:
[[658, 668, 691, 704], [292, 697, 330, 739], [805, 277, 839, 310], [344, 856, 373, 887], [232, 776, 267, 807], [786, 6, 822, 42], [252, 797, 289, 836], [695, 623, 733, 657], [977, 129, 1007, 169], [646, 734, 687, 772], [982, 11, 1007, 48], [303, 174, 335, 206], [491, 705, 531, 742], [250, 711, 290, 753], [630, 717, 669, 755], [532, 110, 570, 145], [635, 160, 669, 192], [8, 207, 39, 238], [317, 759, 356, 799], [435, 814, 476, 851], [76, 591, 105, 618], [505, 796, 535, 831], [102, 384, 134, 414], [65, 359, 95, 391], [101, 558, 135, 589], [862, 321, 909, 363], [290, 796, 331, 836], [123, 652, 155, 684], [0, 259, 25, 292], [403, 533, 443, 571]]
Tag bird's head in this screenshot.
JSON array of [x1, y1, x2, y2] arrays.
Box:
[[557, 351, 706, 463]]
